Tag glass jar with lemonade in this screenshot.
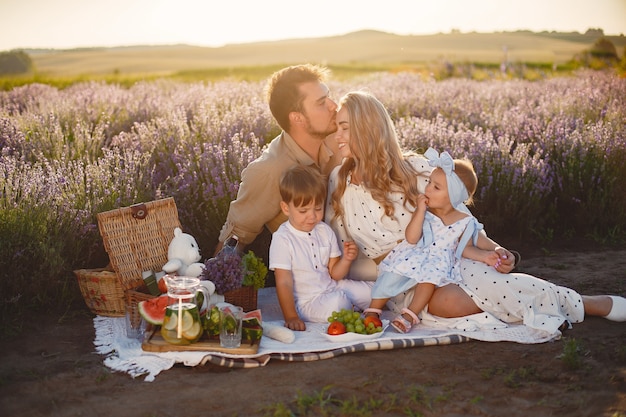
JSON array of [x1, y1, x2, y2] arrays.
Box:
[[160, 275, 208, 345]]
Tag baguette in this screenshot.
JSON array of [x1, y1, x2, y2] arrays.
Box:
[[262, 322, 296, 344]]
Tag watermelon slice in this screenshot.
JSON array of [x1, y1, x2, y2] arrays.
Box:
[[243, 309, 262, 323], [242, 309, 263, 343], [138, 295, 169, 325]]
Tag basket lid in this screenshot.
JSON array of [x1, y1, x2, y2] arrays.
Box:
[[97, 197, 181, 290]]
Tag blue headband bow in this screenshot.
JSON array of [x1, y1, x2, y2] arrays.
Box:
[[424, 147, 469, 209]]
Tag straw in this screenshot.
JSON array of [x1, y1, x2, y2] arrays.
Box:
[[177, 297, 182, 339]]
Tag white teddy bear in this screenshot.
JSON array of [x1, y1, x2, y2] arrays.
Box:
[[162, 227, 205, 278], [161, 227, 224, 306]]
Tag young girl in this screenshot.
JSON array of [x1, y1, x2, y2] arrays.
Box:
[[269, 165, 373, 331], [369, 148, 502, 333]]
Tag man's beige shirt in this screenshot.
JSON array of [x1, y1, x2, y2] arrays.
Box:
[[218, 131, 341, 245]]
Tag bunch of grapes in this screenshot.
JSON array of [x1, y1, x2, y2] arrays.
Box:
[[201, 252, 243, 294], [327, 309, 383, 335]]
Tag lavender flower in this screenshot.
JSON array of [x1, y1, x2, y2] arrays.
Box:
[[200, 251, 244, 295], [2, 70, 625, 310]]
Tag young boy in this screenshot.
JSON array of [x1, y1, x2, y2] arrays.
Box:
[[269, 165, 373, 331]]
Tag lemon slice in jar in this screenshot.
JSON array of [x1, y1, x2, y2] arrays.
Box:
[[163, 311, 178, 331], [182, 321, 202, 340], [180, 310, 195, 332]]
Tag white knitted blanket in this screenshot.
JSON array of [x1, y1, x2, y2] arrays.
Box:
[[93, 287, 558, 381]]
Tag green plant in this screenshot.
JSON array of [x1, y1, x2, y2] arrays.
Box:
[[531, 227, 554, 246], [480, 365, 504, 379], [407, 385, 433, 410], [403, 408, 425, 417], [242, 251, 269, 290], [469, 396, 483, 404], [294, 385, 335, 415], [499, 366, 539, 388], [559, 338, 585, 370], [587, 225, 626, 246], [503, 370, 520, 388], [338, 395, 372, 416], [260, 403, 294, 417]]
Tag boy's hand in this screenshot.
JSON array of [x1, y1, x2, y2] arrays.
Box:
[[343, 241, 358, 261], [284, 316, 306, 331]]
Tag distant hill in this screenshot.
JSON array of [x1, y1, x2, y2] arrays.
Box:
[[22, 30, 626, 76]]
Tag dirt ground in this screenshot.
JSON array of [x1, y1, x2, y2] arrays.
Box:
[[1, 245, 625, 417]]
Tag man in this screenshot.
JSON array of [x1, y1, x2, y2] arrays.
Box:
[[215, 64, 341, 254]]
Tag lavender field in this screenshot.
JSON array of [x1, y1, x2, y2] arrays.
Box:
[[1, 69, 625, 312]]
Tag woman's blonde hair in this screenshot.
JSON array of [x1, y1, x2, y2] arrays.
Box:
[[331, 91, 427, 221]]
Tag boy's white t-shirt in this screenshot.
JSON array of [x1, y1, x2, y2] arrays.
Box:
[[269, 221, 342, 303]]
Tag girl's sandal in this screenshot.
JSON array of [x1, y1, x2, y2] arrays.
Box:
[[391, 308, 420, 333], [363, 308, 382, 318]]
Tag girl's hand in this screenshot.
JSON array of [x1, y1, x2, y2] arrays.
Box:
[[493, 247, 515, 273], [483, 251, 501, 268], [415, 194, 428, 214]]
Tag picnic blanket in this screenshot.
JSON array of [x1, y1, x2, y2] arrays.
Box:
[[94, 287, 559, 381]]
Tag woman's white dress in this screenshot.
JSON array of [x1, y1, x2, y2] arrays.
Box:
[[325, 155, 584, 336]]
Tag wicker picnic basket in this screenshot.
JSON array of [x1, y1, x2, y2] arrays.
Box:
[[97, 197, 182, 326], [224, 285, 258, 312], [74, 266, 125, 316]]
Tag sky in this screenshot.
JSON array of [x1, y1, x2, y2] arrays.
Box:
[[1, 0, 625, 51]]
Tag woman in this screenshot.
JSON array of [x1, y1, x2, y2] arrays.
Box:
[[325, 90, 625, 335]]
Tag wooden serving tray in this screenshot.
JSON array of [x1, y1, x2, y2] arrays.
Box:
[[142, 327, 260, 355]]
